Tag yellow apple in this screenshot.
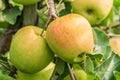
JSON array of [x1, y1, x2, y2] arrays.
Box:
[[46, 14, 94, 63], [71, 0, 113, 25], [110, 37, 120, 56], [10, 26, 54, 73]]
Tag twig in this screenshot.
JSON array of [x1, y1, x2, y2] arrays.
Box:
[[100, 23, 120, 35], [66, 63, 76, 80], [108, 34, 120, 38], [48, 0, 58, 19], [40, 0, 58, 36]]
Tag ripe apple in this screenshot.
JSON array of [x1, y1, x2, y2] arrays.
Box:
[[110, 37, 120, 56], [10, 26, 54, 73], [46, 14, 94, 63], [71, 0, 113, 25], [17, 62, 55, 80], [12, 0, 39, 5]]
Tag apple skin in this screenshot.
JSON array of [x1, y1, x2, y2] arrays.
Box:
[[12, 0, 39, 5], [74, 69, 87, 80], [10, 26, 54, 73], [17, 62, 55, 80], [71, 0, 113, 25], [64, 69, 87, 80], [46, 14, 94, 63], [110, 37, 120, 56]]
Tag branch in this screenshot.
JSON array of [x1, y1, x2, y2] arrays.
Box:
[[100, 23, 120, 35], [40, 0, 58, 36], [48, 0, 58, 19], [66, 63, 76, 80]]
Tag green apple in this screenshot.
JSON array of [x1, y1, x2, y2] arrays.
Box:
[[110, 37, 120, 56], [71, 0, 113, 25], [12, 0, 40, 5], [17, 62, 55, 80], [10, 26, 54, 73], [64, 67, 87, 80], [74, 69, 87, 80], [46, 14, 94, 63]]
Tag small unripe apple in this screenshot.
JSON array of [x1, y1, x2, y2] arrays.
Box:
[[110, 37, 120, 56], [64, 68, 87, 80], [46, 14, 94, 63], [10, 26, 54, 73], [74, 69, 87, 80], [12, 0, 39, 5], [17, 62, 55, 80], [71, 0, 113, 25]]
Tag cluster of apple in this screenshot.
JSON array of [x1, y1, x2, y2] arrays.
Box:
[[10, 13, 94, 80], [9, 0, 119, 80]]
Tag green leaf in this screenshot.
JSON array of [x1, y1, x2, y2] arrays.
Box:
[[111, 27, 120, 34], [114, 71, 120, 80], [50, 58, 66, 80], [95, 53, 120, 80], [0, 71, 16, 80], [93, 28, 112, 59], [2, 6, 21, 24], [84, 56, 94, 73], [59, 2, 72, 16], [37, 7, 48, 28], [0, 21, 8, 28], [114, 0, 120, 7], [89, 54, 103, 67]]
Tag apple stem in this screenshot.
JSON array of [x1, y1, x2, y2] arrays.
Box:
[[66, 63, 76, 80], [40, 0, 58, 36]]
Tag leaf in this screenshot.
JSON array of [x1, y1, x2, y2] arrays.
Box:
[[89, 54, 103, 67], [59, 2, 72, 16], [93, 28, 112, 59], [2, 6, 21, 24], [50, 58, 66, 80], [84, 56, 94, 73], [114, 0, 120, 7], [111, 27, 120, 34], [114, 71, 120, 80], [95, 53, 120, 80], [0, 21, 8, 28], [37, 7, 48, 28], [0, 71, 16, 80]]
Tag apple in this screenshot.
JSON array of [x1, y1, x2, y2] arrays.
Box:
[[71, 0, 113, 25], [46, 14, 94, 63], [64, 67, 87, 80], [12, 0, 40, 5], [74, 69, 87, 80], [10, 26, 54, 73], [110, 37, 120, 56], [17, 62, 55, 80]]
